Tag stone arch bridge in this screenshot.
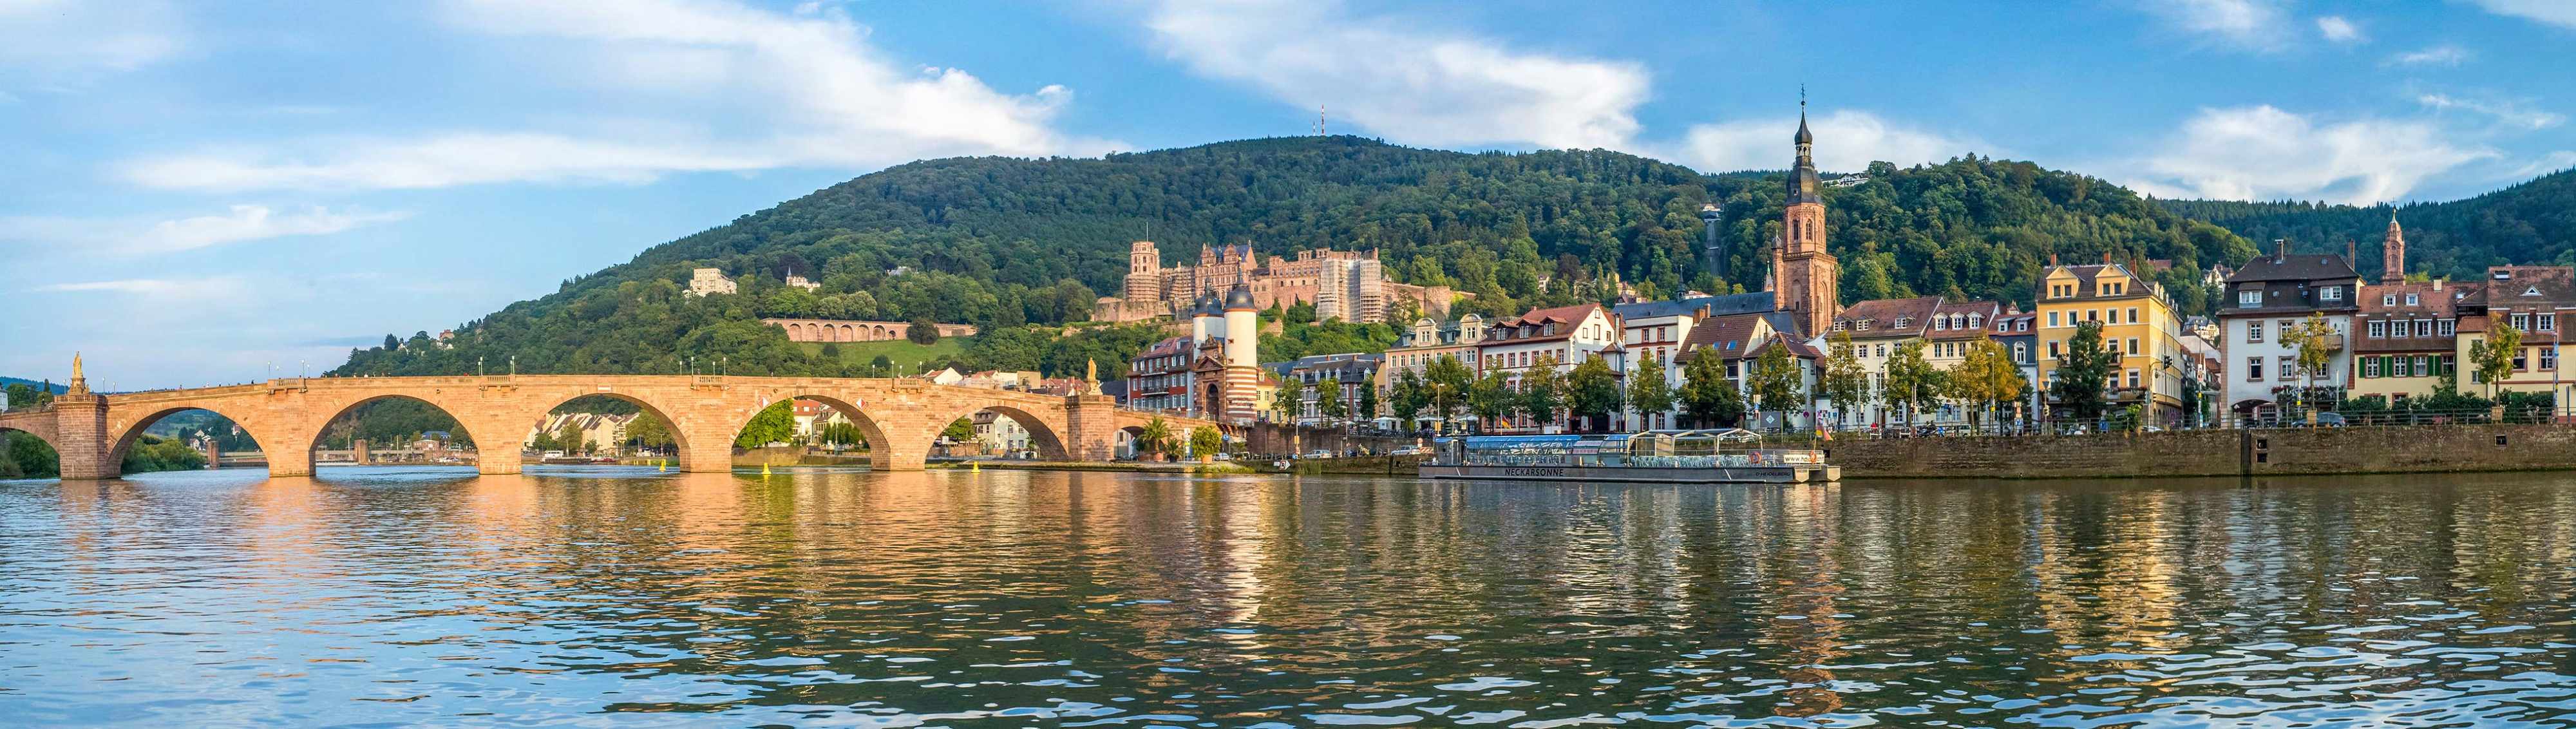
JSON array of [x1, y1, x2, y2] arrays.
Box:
[[0, 374, 1225, 479]]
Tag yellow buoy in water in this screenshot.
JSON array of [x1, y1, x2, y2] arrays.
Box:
[[971, 460, 980, 471], [761, 463, 772, 476]]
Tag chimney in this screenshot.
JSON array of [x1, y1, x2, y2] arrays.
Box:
[[2049, 252, 2059, 266], [2101, 252, 2112, 265], [2433, 278, 2443, 291], [2345, 239, 2358, 267], [2275, 238, 2289, 261]]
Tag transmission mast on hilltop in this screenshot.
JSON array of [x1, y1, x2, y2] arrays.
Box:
[[1317, 105, 1326, 136]]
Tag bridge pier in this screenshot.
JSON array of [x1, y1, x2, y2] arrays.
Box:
[[53, 393, 115, 480], [479, 449, 522, 475], [269, 448, 313, 477], [1063, 394, 1122, 462]]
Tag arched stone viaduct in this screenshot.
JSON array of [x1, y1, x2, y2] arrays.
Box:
[[0, 374, 1222, 480]]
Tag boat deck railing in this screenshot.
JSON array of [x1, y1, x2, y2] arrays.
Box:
[[1446, 449, 1827, 469]]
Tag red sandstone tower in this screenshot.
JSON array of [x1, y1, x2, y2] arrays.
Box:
[[2382, 214, 2405, 285], [1776, 102, 1840, 337]]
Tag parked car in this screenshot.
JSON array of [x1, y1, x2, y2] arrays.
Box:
[[2315, 412, 2347, 428]]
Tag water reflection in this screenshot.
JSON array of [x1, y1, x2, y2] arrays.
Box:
[[3, 467, 2575, 726]]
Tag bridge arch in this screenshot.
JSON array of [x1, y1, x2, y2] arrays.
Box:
[[0, 424, 60, 478], [722, 393, 892, 471], [108, 405, 274, 477], [923, 401, 1070, 462], [305, 394, 482, 474], [520, 392, 697, 470]]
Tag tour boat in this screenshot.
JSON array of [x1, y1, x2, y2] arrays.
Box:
[[1419, 429, 1839, 484]]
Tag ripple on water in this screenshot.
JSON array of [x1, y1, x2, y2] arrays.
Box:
[[5, 468, 2576, 726]]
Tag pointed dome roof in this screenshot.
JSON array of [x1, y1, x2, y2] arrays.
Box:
[[1794, 109, 1812, 146], [1224, 281, 1257, 310]]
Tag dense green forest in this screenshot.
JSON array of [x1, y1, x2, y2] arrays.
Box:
[[334, 136, 2263, 385], [2161, 168, 2576, 280]]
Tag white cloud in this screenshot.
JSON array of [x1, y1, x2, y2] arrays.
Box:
[[2416, 93, 2565, 131], [1673, 110, 1982, 173], [1135, 0, 1647, 149], [39, 276, 248, 299], [115, 0, 1109, 191], [2136, 0, 2291, 48], [0, 0, 184, 74], [2467, 0, 2576, 28], [2387, 45, 2470, 66], [2315, 15, 2365, 43], [2126, 105, 2496, 204], [0, 205, 408, 254]]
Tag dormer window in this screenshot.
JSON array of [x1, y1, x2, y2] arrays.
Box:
[[2383, 294, 2396, 306], [1933, 317, 1947, 331], [2322, 286, 2342, 301], [2239, 290, 2262, 308], [2524, 286, 2543, 297], [1969, 314, 1984, 328]]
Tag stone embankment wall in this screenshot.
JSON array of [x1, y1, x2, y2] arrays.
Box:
[[1827, 424, 2576, 479], [1242, 423, 1416, 456]]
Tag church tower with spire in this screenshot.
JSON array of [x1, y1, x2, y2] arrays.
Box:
[[1774, 98, 1840, 337], [2381, 214, 2405, 285]]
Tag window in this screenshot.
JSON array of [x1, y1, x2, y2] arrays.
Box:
[[2013, 342, 2029, 363], [2248, 357, 2264, 381], [2240, 290, 2263, 308], [2106, 308, 2119, 325], [2127, 337, 2140, 355], [2405, 294, 2420, 306], [2546, 347, 2560, 371], [2047, 311, 2061, 328], [1933, 317, 1946, 331], [2362, 357, 2381, 378], [2512, 313, 2531, 331], [2049, 341, 2062, 359], [2369, 321, 2387, 338], [2128, 307, 2140, 324], [2323, 286, 2342, 301], [2514, 346, 2528, 372], [2278, 355, 2297, 381], [2383, 294, 2397, 306], [2248, 321, 2265, 343], [2439, 319, 2455, 336], [2088, 309, 2100, 322], [2277, 319, 2295, 339], [2544, 314, 2558, 332], [2415, 319, 2432, 337]]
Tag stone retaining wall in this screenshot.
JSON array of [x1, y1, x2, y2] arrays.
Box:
[[1825, 424, 2576, 478]]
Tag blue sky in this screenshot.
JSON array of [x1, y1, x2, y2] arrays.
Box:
[[3, 0, 2571, 389]]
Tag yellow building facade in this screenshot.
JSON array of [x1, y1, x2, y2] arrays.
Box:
[[2034, 260, 2186, 423]]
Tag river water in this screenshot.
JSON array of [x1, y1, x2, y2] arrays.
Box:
[[5, 467, 2575, 727]]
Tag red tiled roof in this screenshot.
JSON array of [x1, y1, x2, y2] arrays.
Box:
[[1832, 296, 1941, 337], [1926, 299, 2002, 340]]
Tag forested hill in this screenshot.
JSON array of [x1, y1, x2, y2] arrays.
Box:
[[333, 135, 2259, 379], [2161, 168, 2576, 281]]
